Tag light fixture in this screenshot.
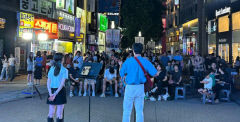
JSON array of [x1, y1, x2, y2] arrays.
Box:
[[22, 32, 33, 40], [138, 31, 142, 37], [111, 21, 115, 29], [38, 33, 48, 41]]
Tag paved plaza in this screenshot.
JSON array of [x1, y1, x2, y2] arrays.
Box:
[[0, 75, 240, 122], [0, 95, 240, 122]]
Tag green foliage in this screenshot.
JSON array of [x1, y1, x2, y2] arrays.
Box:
[[120, 0, 166, 48]]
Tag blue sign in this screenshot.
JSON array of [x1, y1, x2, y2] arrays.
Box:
[[75, 18, 81, 37], [98, 0, 120, 13]]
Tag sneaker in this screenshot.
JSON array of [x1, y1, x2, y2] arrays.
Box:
[[150, 96, 156, 101], [70, 92, 74, 97], [162, 93, 169, 101], [151, 87, 157, 93], [92, 92, 95, 97], [100, 93, 105, 98], [83, 92, 87, 97], [78, 92, 82, 96], [115, 93, 119, 98], [157, 96, 162, 101]]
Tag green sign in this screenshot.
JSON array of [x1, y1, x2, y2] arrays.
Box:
[[99, 14, 108, 32]]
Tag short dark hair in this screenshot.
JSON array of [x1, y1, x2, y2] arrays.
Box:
[[133, 43, 143, 54]]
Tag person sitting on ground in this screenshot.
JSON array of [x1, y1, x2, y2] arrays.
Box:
[[69, 65, 83, 97], [168, 64, 182, 100], [149, 63, 168, 101], [198, 71, 213, 99], [100, 66, 119, 97]]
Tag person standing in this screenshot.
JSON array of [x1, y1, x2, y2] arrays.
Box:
[[120, 43, 157, 122], [34, 51, 43, 85], [73, 51, 83, 71], [27, 52, 34, 86], [160, 52, 169, 68], [8, 54, 16, 81], [47, 53, 68, 122], [0, 55, 8, 81]]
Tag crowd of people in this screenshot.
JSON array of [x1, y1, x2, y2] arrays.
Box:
[[0, 48, 237, 104]]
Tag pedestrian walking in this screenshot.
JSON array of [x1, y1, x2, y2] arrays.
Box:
[[47, 53, 68, 122], [120, 43, 158, 122], [8, 54, 16, 81], [0, 54, 8, 81], [34, 51, 43, 85], [27, 52, 34, 86]]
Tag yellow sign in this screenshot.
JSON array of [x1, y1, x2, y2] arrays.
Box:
[[232, 12, 240, 30], [19, 12, 34, 37], [88, 12, 91, 24], [218, 15, 229, 33], [54, 41, 73, 53], [0, 18, 6, 29], [182, 19, 198, 29], [20, 12, 34, 28]]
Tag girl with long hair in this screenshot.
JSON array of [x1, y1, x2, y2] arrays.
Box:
[[47, 53, 68, 122], [27, 52, 34, 86]]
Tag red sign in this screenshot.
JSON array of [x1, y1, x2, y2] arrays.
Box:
[[34, 19, 58, 39]]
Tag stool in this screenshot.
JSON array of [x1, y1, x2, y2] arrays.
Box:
[[202, 91, 215, 104], [175, 87, 186, 100], [190, 76, 196, 92], [105, 83, 113, 96], [220, 89, 231, 102]]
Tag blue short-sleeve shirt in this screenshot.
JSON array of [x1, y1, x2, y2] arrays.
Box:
[[48, 65, 68, 88], [120, 56, 157, 84]]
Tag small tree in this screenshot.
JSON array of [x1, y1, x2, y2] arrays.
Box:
[[120, 0, 166, 49]]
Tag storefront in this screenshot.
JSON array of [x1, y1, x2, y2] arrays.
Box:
[[166, 28, 180, 54], [54, 10, 75, 54], [208, 19, 217, 54], [182, 19, 198, 55]]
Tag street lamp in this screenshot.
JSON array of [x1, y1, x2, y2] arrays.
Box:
[[111, 21, 115, 29], [138, 31, 142, 37]]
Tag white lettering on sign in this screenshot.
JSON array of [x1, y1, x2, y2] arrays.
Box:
[[216, 7, 231, 17], [107, 13, 119, 16], [59, 23, 74, 32], [219, 38, 227, 43]]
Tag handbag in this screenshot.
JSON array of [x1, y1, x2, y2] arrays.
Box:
[[134, 57, 153, 92]]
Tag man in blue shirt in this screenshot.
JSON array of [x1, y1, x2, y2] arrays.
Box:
[[160, 52, 169, 67], [120, 43, 157, 122], [73, 51, 83, 70]]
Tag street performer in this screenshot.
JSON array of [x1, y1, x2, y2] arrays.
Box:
[[120, 43, 158, 122]]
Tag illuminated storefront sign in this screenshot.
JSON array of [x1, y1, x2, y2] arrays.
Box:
[[232, 11, 240, 30], [58, 23, 74, 32], [76, 7, 86, 34], [56, 0, 65, 9], [0, 18, 6, 29], [98, 14, 108, 32], [20, 0, 54, 18], [218, 15, 229, 33], [34, 19, 58, 39], [216, 7, 231, 17], [18, 12, 34, 37]]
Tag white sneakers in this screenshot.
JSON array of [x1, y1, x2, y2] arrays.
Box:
[[78, 91, 82, 96], [100, 93, 105, 98], [92, 92, 95, 97], [150, 96, 156, 101], [70, 92, 74, 97], [115, 93, 119, 98], [158, 96, 162, 101], [83, 92, 87, 96], [162, 93, 169, 101]]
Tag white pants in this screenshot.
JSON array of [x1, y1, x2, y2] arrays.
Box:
[[122, 84, 145, 122]]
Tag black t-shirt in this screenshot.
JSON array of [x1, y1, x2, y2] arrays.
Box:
[[47, 55, 53, 60], [68, 67, 78, 82], [155, 70, 166, 82], [171, 71, 181, 83]]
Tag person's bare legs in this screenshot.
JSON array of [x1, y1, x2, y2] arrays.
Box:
[[56, 105, 64, 119], [114, 80, 118, 94]]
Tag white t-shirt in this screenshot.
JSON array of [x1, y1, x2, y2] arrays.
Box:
[[2, 59, 8, 68], [8, 58, 15, 66], [104, 69, 117, 81], [203, 77, 213, 90]]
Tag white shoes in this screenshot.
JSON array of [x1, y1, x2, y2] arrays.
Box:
[[83, 92, 87, 96], [151, 87, 157, 93], [100, 93, 105, 98], [92, 92, 95, 97], [78, 91, 82, 96], [158, 96, 162, 101], [70, 92, 74, 97], [115, 93, 119, 98], [150, 96, 156, 101], [162, 93, 169, 101]]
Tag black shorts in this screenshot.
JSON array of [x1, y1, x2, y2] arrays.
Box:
[[27, 71, 33, 74]]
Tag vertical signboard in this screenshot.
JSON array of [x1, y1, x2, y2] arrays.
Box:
[[75, 18, 81, 37], [18, 12, 34, 37], [56, 0, 65, 9], [65, 0, 74, 14]]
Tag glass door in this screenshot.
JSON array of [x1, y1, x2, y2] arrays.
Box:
[[218, 44, 229, 62]]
